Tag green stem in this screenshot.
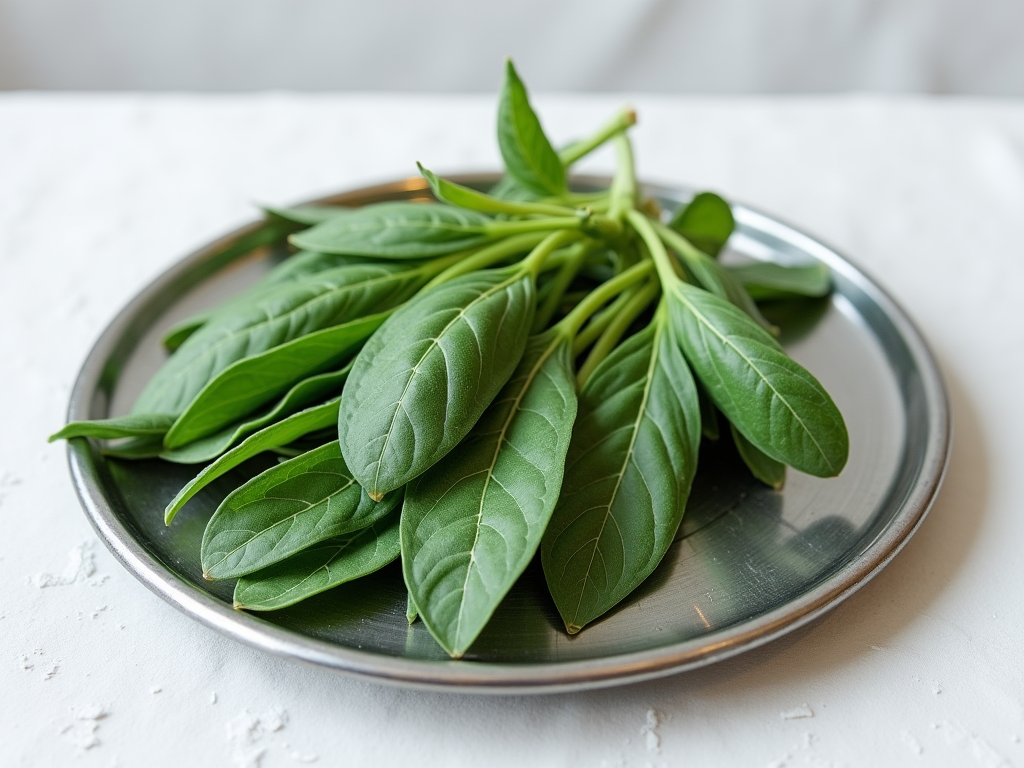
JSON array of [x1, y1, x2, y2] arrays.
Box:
[[520, 230, 584, 278], [531, 242, 594, 332], [652, 219, 706, 264], [572, 283, 638, 355], [626, 209, 680, 287], [576, 279, 661, 387], [555, 259, 654, 341], [559, 107, 637, 166], [423, 232, 547, 289], [481, 216, 584, 237], [608, 133, 639, 225]]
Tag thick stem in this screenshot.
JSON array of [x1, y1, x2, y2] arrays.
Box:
[[520, 230, 584, 277], [608, 133, 639, 225], [422, 232, 547, 289], [559, 107, 637, 166], [576, 279, 660, 387], [626, 209, 681, 287], [572, 283, 638, 355], [555, 259, 654, 341], [531, 242, 595, 332]]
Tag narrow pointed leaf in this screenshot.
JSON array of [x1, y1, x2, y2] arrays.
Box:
[[201, 441, 400, 580], [542, 314, 701, 633], [418, 164, 569, 217], [165, 398, 341, 524], [727, 261, 831, 300], [731, 422, 786, 489], [340, 268, 535, 499], [49, 413, 176, 443], [667, 279, 848, 477], [403, 330, 577, 657], [164, 312, 387, 448], [136, 263, 422, 416], [263, 204, 352, 227], [160, 365, 350, 465], [233, 514, 401, 611], [669, 192, 734, 257], [497, 60, 567, 197], [289, 202, 493, 258], [406, 593, 419, 625]]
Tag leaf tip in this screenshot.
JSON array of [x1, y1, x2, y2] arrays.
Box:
[[203, 570, 214, 582], [369, 491, 385, 502], [565, 623, 582, 635]]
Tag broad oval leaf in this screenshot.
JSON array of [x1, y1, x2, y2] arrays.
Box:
[[135, 262, 422, 416], [497, 60, 567, 197], [160, 365, 350, 465], [201, 441, 400, 580], [542, 313, 701, 634], [165, 397, 341, 524], [164, 312, 387, 448], [402, 330, 578, 658], [669, 191, 734, 257], [233, 513, 401, 611], [667, 278, 849, 477], [340, 268, 535, 499], [289, 202, 494, 258], [49, 413, 175, 443]]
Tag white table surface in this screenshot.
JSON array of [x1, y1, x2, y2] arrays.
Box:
[[2, 93, 1022, 767]]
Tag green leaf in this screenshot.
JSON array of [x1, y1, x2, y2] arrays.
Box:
[[542, 312, 701, 633], [406, 593, 418, 625], [201, 441, 400, 580], [677, 245, 776, 333], [669, 192, 734, 257], [136, 263, 422, 417], [164, 312, 387, 449], [730, 422, 786, 489], [488, 175, 540, 202], [49, 413, 176, 443], [263, 205, 352, 226], [162, 315, 210, 352], [340, 268, 535, 499], [497, 60, 567, 197], [727, 261, 831, 300], [164, 397, 342, 524], [418, 164, 571, 217], [402, 330, 577, 658], [289, 202, 493, 258], [667, 279, 849, 477], [160, 366, 350, 465], [233, 514, 401, 611]]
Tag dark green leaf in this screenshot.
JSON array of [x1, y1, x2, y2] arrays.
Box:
[[402, 330, 577, 657], [727, 261, 831, 300], [340, 268, 535, 499], [160, 366, 350, 465], [49, 413, 176, 443], [730, 422, 786, 489], [667, 279, 848, 477], [497, 60, 567, 197], [669, 192, 734, 257], [201, 441, 400, 580], [289, 202, 493, 258], [136, 263, 422, 417], [233, 514, 401, 611], [164, 398, 342, 524], [164, 312, 387, 448], [542, 313, 701, 633]]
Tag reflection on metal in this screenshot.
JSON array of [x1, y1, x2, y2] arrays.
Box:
[[66, 175, 950, 693]]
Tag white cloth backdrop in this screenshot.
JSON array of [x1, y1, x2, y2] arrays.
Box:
[[1, 0, 1023, 94]]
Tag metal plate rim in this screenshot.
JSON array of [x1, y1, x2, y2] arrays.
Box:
[[66, 174, 951, 694]]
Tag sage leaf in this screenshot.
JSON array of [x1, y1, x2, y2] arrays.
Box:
[[667, 279, 849, 477], [340, 268, 535, 499], [49, 413, 176, 443], [160, 365, 350, 465], [233, 514, 401, 611], [289, 202, 493, 258], [164, 312, 387, 448], [402, 330, 577, 658], [727, 261, 831, 300], [669, 191, 734, 257], [497, 60, 567, 197], [542, 312, 701, 633], [136, 263, 422, 417], [730, 422, 786, 489], [201, 441, 400, 580], [164, 397, 342, 524]]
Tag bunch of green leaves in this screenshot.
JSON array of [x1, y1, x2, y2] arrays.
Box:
[[52, 60, 846, 659]]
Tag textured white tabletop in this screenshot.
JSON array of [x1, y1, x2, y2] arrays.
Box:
[[2, 93, 1022, 767]]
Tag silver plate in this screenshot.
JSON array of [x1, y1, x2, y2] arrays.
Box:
[[66, 175, 950, 693]]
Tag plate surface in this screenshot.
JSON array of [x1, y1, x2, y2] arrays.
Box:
[[66, 175, 950, 693]]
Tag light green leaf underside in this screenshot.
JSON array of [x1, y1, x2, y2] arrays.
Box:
[[202, 441, 400, 580], [233, 513, 401, 611], [402, 331, 577, 657], [542, 315, 701, 633], [340, 268, 535, 499]]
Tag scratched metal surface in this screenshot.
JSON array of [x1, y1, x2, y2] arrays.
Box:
[[65, 175, 950, 693]]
